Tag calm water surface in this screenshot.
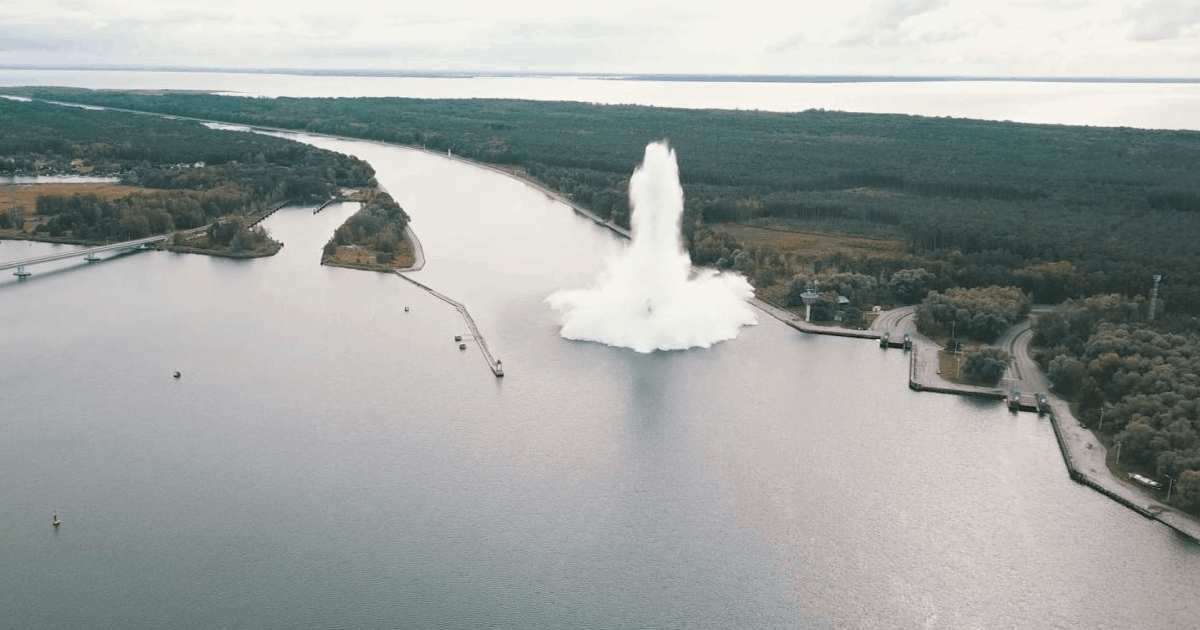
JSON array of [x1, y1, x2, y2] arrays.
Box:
[[3, 69, 1200, 130], [2, 135, 1197, 629]]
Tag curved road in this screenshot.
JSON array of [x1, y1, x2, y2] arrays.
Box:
[[868, 305, 916, 334], [993, 306, 1053, 393], [870, 304, 1050, 396]]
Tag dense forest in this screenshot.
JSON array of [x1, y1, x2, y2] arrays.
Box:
[[7, 86, 1197, 318], [0, 97, 376, 247]]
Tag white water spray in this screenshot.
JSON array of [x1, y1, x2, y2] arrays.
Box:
[[547, 141, 757, 353]]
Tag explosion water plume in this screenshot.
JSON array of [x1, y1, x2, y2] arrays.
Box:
[[547, 141, 757, 353]]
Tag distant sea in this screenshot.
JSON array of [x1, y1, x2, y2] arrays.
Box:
[[3, 67, 1200, 131]]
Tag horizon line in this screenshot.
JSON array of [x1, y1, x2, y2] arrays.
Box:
[[3, 64, 1198, 84]]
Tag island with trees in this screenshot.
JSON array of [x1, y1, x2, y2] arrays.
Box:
[[3, 87, 1199, 515], [320, 189, 413, 270]]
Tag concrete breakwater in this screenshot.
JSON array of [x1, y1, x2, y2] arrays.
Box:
[[393, 271, 503, 377]]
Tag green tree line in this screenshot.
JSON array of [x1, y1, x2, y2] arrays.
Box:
[[10, 86, 1196, 316]]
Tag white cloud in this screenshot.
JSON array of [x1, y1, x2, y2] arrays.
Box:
[[1, 0, 1197, 76], [1124, 0, 1200, 40]]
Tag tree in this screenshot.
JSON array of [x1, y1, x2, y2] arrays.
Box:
[[963, 347, 1011, 384], [888, 268, 936, 303], [1119, 422, 1160, 467], [1175, 469, 1200, 512], [916, 285, 1030, 341], [1047, 355, 1087, 396], [785, 275, 813, 307]]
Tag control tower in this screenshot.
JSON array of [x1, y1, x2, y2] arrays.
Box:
[[801, 283, 819, 322]]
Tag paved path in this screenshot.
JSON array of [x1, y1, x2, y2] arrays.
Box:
[[868, 305, 916, 334]]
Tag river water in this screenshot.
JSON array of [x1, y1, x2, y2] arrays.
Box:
[[2, 73, 1199, 629]]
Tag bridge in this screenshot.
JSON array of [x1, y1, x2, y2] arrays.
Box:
[[2, 201, 298, 279], [1, 234, 173, 278]]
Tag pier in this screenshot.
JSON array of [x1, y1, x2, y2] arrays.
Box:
[[310, 196, 344, 215], [392, 271, 504, 377], [248, 201, 289, 226]]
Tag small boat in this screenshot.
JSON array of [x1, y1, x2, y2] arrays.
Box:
[[52, 514, 61, 527], [173, 371, 181, 378], [1128, 473, 1163, 490]]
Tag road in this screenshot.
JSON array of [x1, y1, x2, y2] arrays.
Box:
[[868, 304, 916, 334]]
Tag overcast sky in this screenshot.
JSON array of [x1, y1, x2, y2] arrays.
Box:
[[2, 0, 1198, 77]]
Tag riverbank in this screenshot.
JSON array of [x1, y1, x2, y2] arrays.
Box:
[[160, 241, 282, 259]]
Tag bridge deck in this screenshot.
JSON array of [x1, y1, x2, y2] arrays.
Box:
[[0, 234, 171, 272]]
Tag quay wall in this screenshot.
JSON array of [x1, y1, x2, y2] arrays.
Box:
[[795, 320, 1198, 541]]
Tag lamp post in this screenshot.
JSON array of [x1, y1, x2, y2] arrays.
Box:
[[1166, 474, 1176, 502], [1115, 441, 1122, 464]]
